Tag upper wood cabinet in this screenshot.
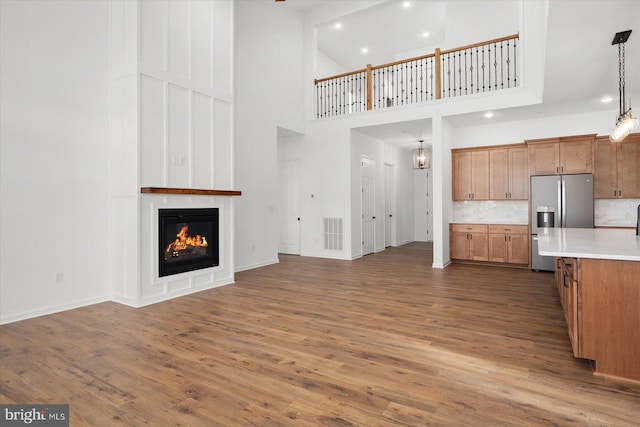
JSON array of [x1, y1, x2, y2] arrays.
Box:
[[594, 133, 640, 199], [452, 150, 489, 201], [526, 134, 595, 175], [489, 146, 528, 200]]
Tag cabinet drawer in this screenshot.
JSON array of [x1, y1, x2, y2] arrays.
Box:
[[488, 224, 528, 234], [450, 224, 488, 233]]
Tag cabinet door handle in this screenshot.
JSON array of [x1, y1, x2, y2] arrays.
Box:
[[509, 192, 511, 199], [614, 190, 617, 197], [505, 192, 508, 198], [556, 166, 559, 173], [509, 236, 511, 241], [504, 236, 507, 241]]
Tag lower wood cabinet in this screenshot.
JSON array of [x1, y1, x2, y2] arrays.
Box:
[[556, 257, 579, 357], [450, 224, 488, 261], [450, 223, 528, 266], [488, 225, 529, 265], [554, 256, 640, 382]]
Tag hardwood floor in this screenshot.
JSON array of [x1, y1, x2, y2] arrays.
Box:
[[2, 242, 639, 426]]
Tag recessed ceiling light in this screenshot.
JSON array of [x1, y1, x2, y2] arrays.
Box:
[[403, 1, 411, 8], [601, 96, 613, 103], [484, 112, 494, 118], [422, 32, 430, 38], [361, 47, 369, 54], [334, 23, 342, 30]]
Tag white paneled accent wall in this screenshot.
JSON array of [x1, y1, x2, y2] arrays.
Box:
[[109, 0, 235, 308]]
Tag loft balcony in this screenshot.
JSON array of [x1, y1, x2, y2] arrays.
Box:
[[314, 33, 519, 119]]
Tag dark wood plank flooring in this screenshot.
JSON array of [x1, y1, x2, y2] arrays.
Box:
[[1, 242, 639, 426]]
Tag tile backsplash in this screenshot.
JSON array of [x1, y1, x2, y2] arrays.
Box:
[[452, 200, 529, 224], [452, 199, 640, 227], [595, 199, 640, 227]]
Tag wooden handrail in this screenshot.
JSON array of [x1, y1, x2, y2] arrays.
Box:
[[314, 68, 367, 84], [315, 33, 519, 84], [440, 33, 519, 55], [371, 52, 436, 71]]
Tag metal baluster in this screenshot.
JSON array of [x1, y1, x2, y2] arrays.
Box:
[[482, 45, 485, 92], [469, 48, 473, 94], [458, 51, 462, 96], [507, 40, 511, 88], [513, 38, 517, 87], [452, 53, 456, 97], [493, 43, 498, 90], [500, 41, 504, 89], [488, 43, 491, 91], [476, 47, 480, 93]]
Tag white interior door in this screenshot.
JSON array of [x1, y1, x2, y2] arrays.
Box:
[[361, 157, 375, 256], [278, 160, 300, 254], [426, 170, 433, 242], [384, 163, 394, 247]]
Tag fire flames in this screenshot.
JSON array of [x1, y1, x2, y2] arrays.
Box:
[[165, 225, 208, 255]]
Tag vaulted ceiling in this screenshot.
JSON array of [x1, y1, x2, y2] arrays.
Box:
[[271, 0, 640, 147]]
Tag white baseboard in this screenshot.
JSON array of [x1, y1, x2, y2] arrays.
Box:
[[0, 295, 111, 325], [234, 258, 279, 273]]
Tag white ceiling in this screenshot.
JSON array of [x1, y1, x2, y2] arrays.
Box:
[[271, 0, 640, 149]]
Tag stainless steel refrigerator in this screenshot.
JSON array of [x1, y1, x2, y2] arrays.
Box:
[[530, 174, 594, 271]]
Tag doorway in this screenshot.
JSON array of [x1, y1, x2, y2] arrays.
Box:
[[278, 159, 300, 255]]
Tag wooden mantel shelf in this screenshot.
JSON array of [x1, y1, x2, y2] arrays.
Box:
[[141, 187, 241, 196]]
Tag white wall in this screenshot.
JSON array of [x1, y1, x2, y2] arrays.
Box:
[[234, 1, 305, 271], [0, 0, 111, 323], [317, 50, 347, 80], [452, 110, 615, 149]]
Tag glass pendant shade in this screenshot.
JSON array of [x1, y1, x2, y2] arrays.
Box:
[[413, 145, 430, 169], [609, 110, 639, 143]]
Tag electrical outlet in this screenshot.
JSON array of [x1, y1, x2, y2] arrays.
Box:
[[55, 272, 64, 283]]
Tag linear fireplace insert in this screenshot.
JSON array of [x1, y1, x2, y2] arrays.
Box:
[[159, 208, 219, 277]]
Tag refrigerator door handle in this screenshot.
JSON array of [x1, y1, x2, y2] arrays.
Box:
[[557, 180, 562, 228], [562, 179, 567, 228]]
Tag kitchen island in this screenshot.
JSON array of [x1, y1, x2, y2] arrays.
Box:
[[537, 228, 640, 383]]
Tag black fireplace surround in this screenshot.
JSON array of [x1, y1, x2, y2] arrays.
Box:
[[159, 208, 219, 277]]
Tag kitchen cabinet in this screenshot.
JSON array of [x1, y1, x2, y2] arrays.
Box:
[[556, 257, 579, 357], [526, 134, 595, 176], [450, 224, 488, 261], [452, 149, 489, 201], [489, 146, 528, 200], [552, 254, 640, 381], [594, 133, 640, 199], [488, 225, 529, 265]]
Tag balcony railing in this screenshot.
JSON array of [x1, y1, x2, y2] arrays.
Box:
[[314, 33, 519, 119]]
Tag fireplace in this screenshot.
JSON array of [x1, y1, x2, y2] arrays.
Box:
[[158, 208, 219, 277]]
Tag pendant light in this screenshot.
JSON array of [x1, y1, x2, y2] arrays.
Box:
[[412, 140, 430, 169], [610, 30, 638, 143]]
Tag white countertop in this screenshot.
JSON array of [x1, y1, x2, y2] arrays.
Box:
[[537, 228, 640, 261]]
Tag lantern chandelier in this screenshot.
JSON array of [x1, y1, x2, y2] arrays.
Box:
[[412, 140, 431, 169], [610, 30, 638, 143]]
